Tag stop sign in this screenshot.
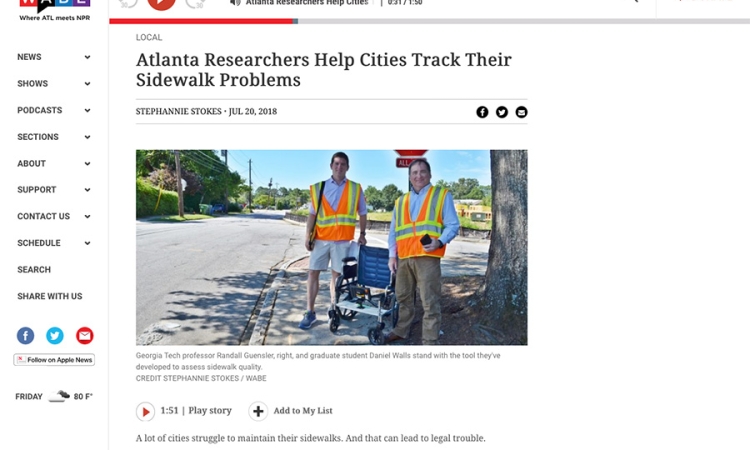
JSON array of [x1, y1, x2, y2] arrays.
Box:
[[395, 150, 428, 168], [394, 149, 428, 157]]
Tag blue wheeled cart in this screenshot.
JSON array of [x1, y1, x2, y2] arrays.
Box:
[[328, 245, 399, 345]]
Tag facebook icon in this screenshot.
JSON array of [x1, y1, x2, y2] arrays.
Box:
[[17, 327, 35, 344]]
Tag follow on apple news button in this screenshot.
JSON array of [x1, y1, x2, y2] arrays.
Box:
[[13, 354, 95, 366]]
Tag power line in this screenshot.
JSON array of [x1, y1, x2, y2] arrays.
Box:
[[187, 151, 230, 172], [181, 150, 223, 167], [239, 151, 265, 186], [180, 156, 223, 174], [228, 151, 250, 176], [180, 152, 226, 174], [186, 150, 228, 171], [179, 154, 219, 173]]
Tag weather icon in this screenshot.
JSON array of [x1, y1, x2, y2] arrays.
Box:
[[48, 390, 70, 403]]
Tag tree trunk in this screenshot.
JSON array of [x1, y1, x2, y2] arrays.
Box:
[[478, 150, 527, 344]]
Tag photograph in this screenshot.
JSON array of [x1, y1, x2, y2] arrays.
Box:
[[136, 150, 527, 346]]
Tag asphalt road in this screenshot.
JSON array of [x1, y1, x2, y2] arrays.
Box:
[[136, 211, 305, 345]]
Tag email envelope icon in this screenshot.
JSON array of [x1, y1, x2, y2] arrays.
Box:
[[78, 331, 91, 341]]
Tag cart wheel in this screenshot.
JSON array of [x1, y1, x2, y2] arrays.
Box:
[[329, 312, 341, 332], [337, 291, 357, 320], [392, 302, 400, 329], [368, 328, 383, 345]]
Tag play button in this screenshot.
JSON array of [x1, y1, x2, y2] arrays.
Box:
[[148, 0, 175, 11], [137, 402, 155, 421]]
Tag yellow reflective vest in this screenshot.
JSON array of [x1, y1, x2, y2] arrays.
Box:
[[394, 186, 447, 258], [310, 180, 361, 241]]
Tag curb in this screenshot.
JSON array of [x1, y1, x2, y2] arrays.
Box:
[[248, 269, 286, 346], [281, 254, 310, 271], [248, 253, 310, 346], [283, 218, 304, 227]]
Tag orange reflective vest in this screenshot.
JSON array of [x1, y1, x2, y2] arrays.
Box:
[[310, 180, 361, 241], [394, 186, 447, 258]]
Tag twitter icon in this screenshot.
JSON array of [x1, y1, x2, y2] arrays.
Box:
[[46, 327, 64, 345]]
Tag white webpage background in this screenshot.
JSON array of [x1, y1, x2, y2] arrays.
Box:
[[111, 22, 748, 449], [2, 1, 748, 449]]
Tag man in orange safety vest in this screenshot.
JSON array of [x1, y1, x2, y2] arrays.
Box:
[[299, 152, 368, 330], [385, 159, 460, 345]]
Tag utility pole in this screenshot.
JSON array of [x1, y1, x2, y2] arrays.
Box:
[[268, 178, 273, 209], [175, 150, 184, 218], [221, 150, 228, 210], [248, 159, 252, 210]]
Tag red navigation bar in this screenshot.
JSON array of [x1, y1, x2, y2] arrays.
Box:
[[109, 18, 295, 25]]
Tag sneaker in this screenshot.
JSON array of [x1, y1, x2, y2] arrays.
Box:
[[299, 311, 316, 329]]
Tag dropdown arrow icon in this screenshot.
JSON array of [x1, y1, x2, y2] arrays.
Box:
[[85, 188, 91, 192], [85, 241, 90, 245]]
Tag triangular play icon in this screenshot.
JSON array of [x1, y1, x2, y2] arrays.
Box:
[[142, 407, 150, 417]]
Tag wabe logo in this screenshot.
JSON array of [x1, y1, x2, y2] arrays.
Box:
[[20, 0, 91, 14]]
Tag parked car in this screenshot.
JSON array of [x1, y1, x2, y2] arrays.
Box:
[[211, 203, 226, 214]]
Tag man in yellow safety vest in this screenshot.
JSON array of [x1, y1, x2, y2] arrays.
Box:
[[300, 152, 368, 329], [386, 159, 460, 345]]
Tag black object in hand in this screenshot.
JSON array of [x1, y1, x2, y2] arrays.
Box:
[[420, 234, 432, 246]]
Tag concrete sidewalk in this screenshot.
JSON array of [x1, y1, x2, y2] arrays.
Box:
[[249, 233, 488, 346]]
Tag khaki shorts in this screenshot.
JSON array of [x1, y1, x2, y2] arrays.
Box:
[[309, 240, 350, 273]]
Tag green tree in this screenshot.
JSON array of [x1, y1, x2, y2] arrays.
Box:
[[136, 149, 175, 177], [434, 179, 451, 190], [255, 194, 274, 208], [137, 150, 244, 206], [286, 188, 310, 208], [466, 186, 485, 200], [364, 185, 384, 210], [453, 178, 481, 198], [147, 167, 202, 196], [235, 184, 251, 204], [380, 184, 403, 211]]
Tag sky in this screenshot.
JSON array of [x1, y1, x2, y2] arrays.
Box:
[[222, 150, 491, 192]]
